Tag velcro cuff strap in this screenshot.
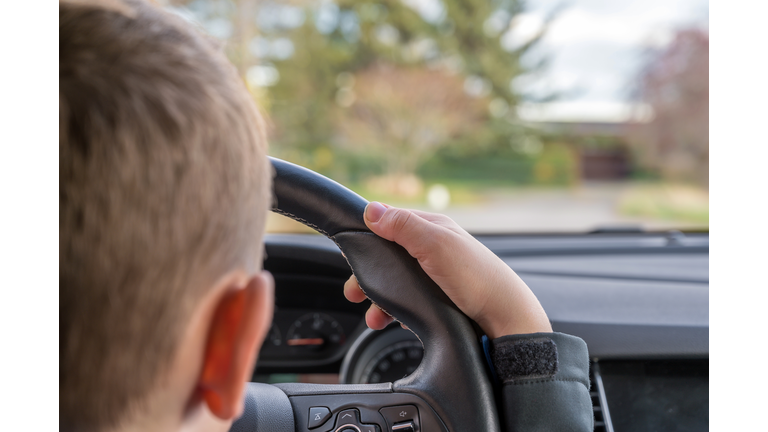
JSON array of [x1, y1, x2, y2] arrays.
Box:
[[490, 337, 559, 383]]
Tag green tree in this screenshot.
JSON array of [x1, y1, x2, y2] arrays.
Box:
[[265, 0, 546, 175], [334, 63, 487, 177]]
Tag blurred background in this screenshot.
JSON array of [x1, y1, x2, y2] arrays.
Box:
[[162, 0, 709, 233]]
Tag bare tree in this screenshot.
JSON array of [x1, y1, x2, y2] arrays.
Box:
[[630, 28, 709, 187], [334, 63, 487, 178]]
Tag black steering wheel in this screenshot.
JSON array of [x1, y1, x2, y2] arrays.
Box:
[[230, 158, 500, 432]]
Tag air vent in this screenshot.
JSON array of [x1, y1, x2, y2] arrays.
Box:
[[590, 362, 614, 432]]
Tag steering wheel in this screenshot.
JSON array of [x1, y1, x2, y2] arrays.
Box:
[[230, 158, 500, 432]]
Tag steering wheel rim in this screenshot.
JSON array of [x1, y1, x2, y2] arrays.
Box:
[[264, 157, 500, 432]]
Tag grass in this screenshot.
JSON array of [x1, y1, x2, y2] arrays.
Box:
[[617, 182, 709, 225]]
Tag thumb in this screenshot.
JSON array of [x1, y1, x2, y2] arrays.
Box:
[[363, 202, 443, 259]]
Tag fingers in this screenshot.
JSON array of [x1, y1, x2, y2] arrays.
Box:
[[364, 202, 449, 260], [343, 275, 367, 303], [344, 275, 395, 330], [408, 209, 453, 224], [365, 304, 394, 330], [409, 209, 466, 235]]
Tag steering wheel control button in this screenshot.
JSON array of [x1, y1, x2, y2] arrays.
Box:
[[337, 409, 358, 424], [379, 405, 420, 431], [308, 406, 332, 429], [331, 409, 379, 432], [392, 422, 415, 432]]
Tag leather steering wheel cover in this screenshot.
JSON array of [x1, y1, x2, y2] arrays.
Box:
[[270, 157, 500, 432], [270, 158, 369, 237]]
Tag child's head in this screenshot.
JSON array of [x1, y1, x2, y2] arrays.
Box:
[[60, 0, 273, 430]]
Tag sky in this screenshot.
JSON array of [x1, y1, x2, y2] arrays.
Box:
[[507, 0, 709, 122]]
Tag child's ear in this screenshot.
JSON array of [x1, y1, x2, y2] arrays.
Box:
[[198, 271, 274, 420]]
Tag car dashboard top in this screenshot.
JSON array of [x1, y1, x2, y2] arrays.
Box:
[[253, 231, 709, 431]]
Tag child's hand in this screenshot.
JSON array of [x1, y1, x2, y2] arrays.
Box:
[[343, 202, 552, 339]]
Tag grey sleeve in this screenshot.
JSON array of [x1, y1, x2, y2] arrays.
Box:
[[490, 332, 593, 432]]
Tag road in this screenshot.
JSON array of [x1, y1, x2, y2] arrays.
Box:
[[406, 182, 706, 233]]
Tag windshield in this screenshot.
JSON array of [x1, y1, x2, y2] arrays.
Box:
[[168, 0, 709, 234]]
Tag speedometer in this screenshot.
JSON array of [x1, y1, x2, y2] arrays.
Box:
[[340, 325, 424, 385], [360, 340, 423, 384]]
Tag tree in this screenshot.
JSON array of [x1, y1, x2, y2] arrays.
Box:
[[630, 29, 709, 187], [334, 63, 487, 177]]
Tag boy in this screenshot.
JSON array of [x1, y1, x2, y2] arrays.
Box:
[[60, 1, 591, 431]]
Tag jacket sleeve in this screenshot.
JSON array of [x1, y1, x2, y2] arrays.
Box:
[[488, 332, 593, 432]]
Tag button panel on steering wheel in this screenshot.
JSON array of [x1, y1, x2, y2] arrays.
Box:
[[285, 391, 440, 432]]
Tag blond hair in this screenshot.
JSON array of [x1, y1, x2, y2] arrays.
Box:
[[60, 0, 270, 429]]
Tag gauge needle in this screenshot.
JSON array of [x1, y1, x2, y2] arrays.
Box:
[[287, 338, 325, 346]]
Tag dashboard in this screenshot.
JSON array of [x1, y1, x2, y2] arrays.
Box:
[[252, 231, 709, 431]]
